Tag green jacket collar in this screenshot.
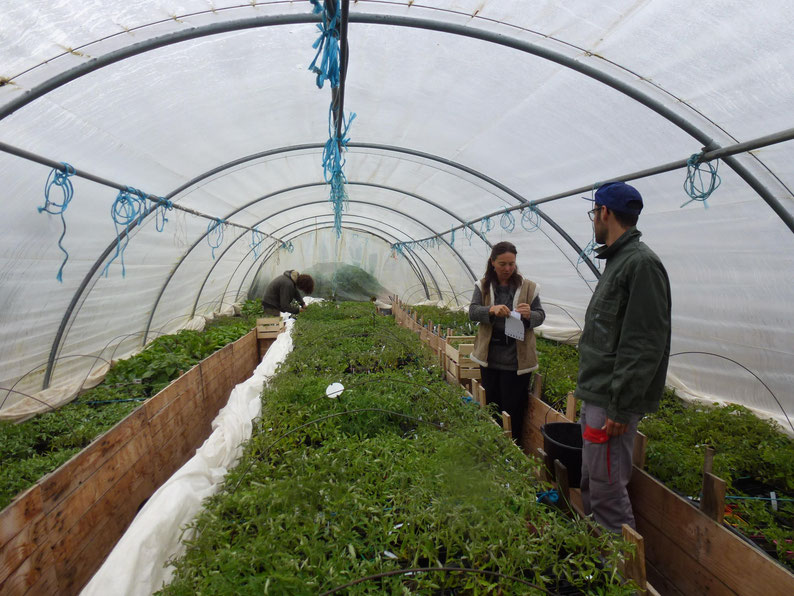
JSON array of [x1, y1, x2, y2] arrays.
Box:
[[594, 227, 642, 260]]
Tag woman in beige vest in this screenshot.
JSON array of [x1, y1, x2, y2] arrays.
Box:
[[469, 241, 545, 447]]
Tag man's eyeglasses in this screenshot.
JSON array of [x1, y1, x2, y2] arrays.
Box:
[[588, 206, 601, 222]]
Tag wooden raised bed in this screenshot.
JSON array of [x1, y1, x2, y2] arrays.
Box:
[[393, 299, 794, 595], [0, 329, 263, 596]]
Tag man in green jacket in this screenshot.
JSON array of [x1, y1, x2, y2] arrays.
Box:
[[576, 181, 671, 533], [261, 270, 314, 316]]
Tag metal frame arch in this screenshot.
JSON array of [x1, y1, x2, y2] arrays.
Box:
[[1, 12, 790, 231], [254, 222, 436, 302], [213, 211, 468, 314], [142, 183, 485, 344]]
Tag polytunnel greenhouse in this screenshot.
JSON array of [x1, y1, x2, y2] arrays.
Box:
[[1, 1, 793, 594]]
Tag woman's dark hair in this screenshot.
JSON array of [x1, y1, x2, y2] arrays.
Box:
[[482, 241, 520, 297], [296, 274, 314, 294]]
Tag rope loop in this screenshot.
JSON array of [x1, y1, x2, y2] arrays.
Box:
[[479, 216, 493, 236], [250, 227, 265, 259], [103, 187, 147, 278], [449, 227, 455, 247], [500, 207, 515, 233], [206, 218, 225, 260], [154, 197, 173, 232], [520, 205, 541, 232], [463, 223, 475, 244], [281, 240, 295, 253], [38, 163, 76, 282], [682, 152, 721, 208]]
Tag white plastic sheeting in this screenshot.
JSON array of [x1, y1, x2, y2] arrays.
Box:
[[1, 1, 793, 429], [80, 317, 295, 596]]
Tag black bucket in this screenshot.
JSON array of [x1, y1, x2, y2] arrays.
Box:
[[541, 422, 583, 488]]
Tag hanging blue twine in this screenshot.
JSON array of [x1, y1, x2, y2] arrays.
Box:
[[391, 242, 405, 256], [479, 216, 494, 236], [154, 197, 173, 232], [322, 108, 356, 238], [38, 163, 76, 282], [207, 218, 225, 260], [682, 153, 721, 208], [450, 227, 456, 247], [308, 0, 341, 89], [463, 223, 475, 245], [500, 208, 516, 233], [281, 240, 295, 253], [250, 227, 265, 259], [521, 205, 541, 232], [103, 187, 147, 278]]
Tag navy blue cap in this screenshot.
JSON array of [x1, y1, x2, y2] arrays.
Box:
[[586, 181, 643, 215]]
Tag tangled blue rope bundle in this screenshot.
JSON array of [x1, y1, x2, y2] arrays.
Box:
[[154, 197, 173, 232], [449, 227, 456, 247], [682, 152, 721, 208], [479, 215, 493, 236], [206, 218, 225, 260], [250, 227, 265, 259], [308, 0, 341, 89], [463, 223, 475, 245], [520, 205, 541, 232], [38, 163, 76, 282], [500, 208, 515, 233], [103, 187, 147, 278], [323, 108, 356, 237], [281, 240, 295, 253]]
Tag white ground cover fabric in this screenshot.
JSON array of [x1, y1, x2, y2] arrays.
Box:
[[80, 317, 295, 596]]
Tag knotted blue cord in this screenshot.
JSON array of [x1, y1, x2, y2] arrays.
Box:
[[449, 227, 455, 247], [250, 227, 265, 259], [103, 187, 147, 278], [500, 207, 515, 233], [308, 0, 341, 89], [520, 205, 540, 232], [391, 242, 405, 256], [322, 108, 356, 238], [154, 197, 173, 232], [281, 240, 294, 253], [38, 163, 76, 282], [682, 152, 721, 208], [479, 215, 493, 236], [463, 223, 475, 245], [207, 218, 225, 260]]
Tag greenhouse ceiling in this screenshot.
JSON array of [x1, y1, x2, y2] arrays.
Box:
[[1, 0, 793, 430]]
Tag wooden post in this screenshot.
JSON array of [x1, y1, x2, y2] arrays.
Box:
[[565, 391, 576, 421], [553, 459, 571, 513], [620, 524, 647, 591], [703, 446, 715, 475], [532, 373, 543, 400], [701, 472, 727, 523], [633, 431, 648, 468], [536, 447, 553, 483], [501, 411, 512, 438]]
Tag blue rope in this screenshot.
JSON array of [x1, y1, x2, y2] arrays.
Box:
[[207, 218, 225, 260], [520, 205, 540, 232], [450, 227, 455, 247], [391, 242, 405, 256], [38, 163, 76, 282], [536, 489, 559, 504], [500, 208, 515, 233], [479, 215, 493, 236], [682, 153, 721, 208], [103, 187, 147, 278], [281, 240, 294, 253], [463, 223, 475, 245], [322, 107, 356, 238], [250, 227, 265, 259], [308, 0, 341, 89], [154, 197, 173, 232]]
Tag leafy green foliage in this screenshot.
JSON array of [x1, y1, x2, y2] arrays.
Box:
[[161, 302, 635, 595], [306, 263, 386, 302], [0, 300, 265, 510]]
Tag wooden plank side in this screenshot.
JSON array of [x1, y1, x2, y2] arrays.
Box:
[[39, 407, 148, 512], [0, 511, 48, 586], [146, 370, 203, 441], [0, 485, 43, 550], [143, 367, 197, 419], [0, 541, 55, 596], [231, 330, 258, 385], [629, 468, 794, 595], [53, 452, 156, 596], [46, 427, 152, 541]]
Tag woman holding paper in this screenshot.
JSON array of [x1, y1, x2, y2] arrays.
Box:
[[469, 241, 545, 447]]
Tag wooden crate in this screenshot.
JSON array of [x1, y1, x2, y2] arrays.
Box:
[[256, 317, 284, 339], [444, 336, 480, 384]]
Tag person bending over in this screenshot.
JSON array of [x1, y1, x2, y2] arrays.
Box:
[[261, 270, 314, 316]]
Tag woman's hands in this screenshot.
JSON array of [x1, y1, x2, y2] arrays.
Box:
[[516, 302, 531, 319], [489, 304, 511, 318]]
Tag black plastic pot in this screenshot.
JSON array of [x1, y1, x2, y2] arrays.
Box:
[[541, 422, 583, 488]]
